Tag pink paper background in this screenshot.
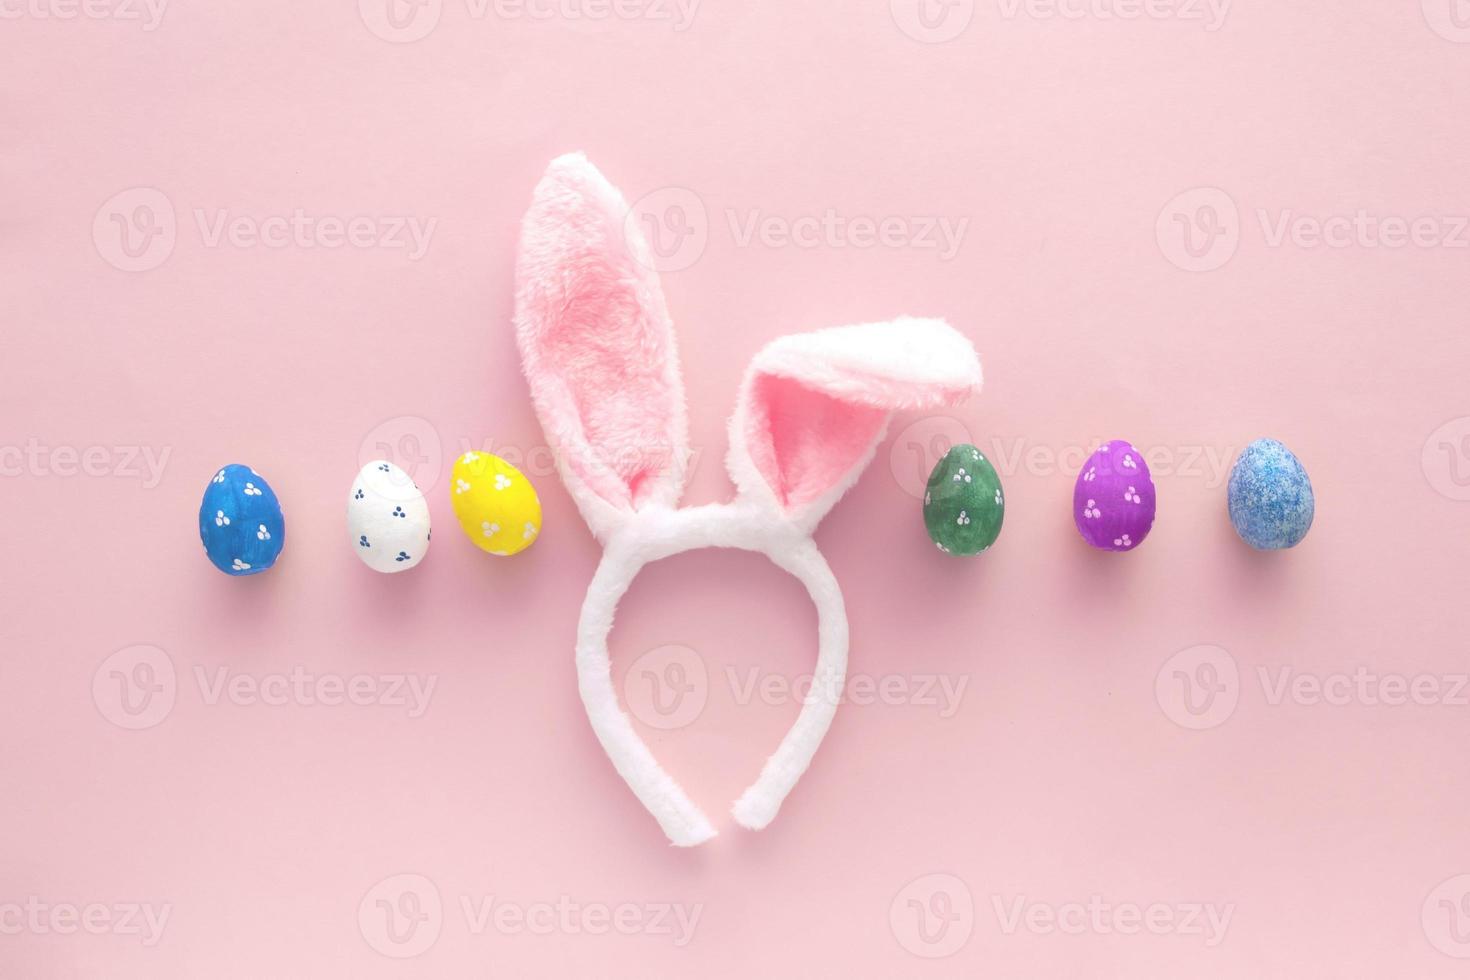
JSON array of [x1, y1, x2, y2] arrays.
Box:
[[5, 0, 1470, 975]]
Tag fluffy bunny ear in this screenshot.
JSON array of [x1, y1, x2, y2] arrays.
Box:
[[728, 318, 981, 529], [515, 153, 689, 541]]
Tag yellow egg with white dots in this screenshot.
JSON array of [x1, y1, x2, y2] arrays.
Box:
[[449, 451, 542, 556]]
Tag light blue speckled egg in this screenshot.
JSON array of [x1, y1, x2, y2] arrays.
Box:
[[199, 464, 285, 575], [1227, 439, 1314, 550]]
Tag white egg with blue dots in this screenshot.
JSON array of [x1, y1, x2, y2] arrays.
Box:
[[348, 460, 431, 572]]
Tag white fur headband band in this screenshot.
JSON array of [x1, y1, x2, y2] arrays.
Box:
[[513, 153, 983, 845]]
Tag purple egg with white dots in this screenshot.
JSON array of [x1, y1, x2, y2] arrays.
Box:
[[1073, 439, 1156, 552]]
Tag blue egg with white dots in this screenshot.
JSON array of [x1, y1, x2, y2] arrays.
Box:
[[199, 464, 285, 575], [1227, 439, 1314, 550]]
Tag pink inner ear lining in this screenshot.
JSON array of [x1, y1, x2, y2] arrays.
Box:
[[747, 374, 887, 509], [540, 307, 680, 511], [519, 176, 685, 514]]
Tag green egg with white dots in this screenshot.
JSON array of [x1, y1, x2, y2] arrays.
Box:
[[924, 444, 1004, 556]]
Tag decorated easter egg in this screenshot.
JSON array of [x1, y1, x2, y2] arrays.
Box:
[[449, 451, 541, 556], [348, 460, 431, 572], [1227, 438, 1314, 550], [199, 464, 285, 576], [1073, 439, 1156, 552], [924, 444, 1004, 556]]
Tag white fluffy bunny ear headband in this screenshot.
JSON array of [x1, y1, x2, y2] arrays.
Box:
[[513, 153, 983, 846]]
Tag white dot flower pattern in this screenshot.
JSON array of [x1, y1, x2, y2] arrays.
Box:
[[201, 464, 285, 576], [923, 443, 1005, 557], [449, 451, 543, 557], [1073, 440, 1155, 552]]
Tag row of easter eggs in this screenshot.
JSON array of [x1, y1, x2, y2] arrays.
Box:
[[923, 437, 1315, 556], [198, 452, 541, 576], [199, 436, 1315, 575]]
